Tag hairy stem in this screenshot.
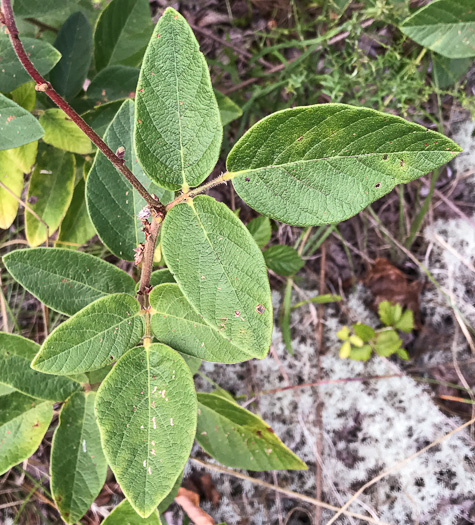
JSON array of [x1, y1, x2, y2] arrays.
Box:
[[0, 0, 157, 208]]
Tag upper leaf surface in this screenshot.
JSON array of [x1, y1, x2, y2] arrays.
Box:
[[0, 333, 80, 401], [227, 104, 461, 226], [86, 100, 173, 260], [214, 89, 243, 126], [0, 149, 23, 229], [94, 0, 153, 71], [32, 294, 144, 375], [25, 146, 76, 247], [0, 392, 53, 475], [51, 392, 107, 524], [102, 498, 160, 525], [0, 93, 44, 151], [87, 66, 140, 104], [400, 0, 475, 58], [150, 284, 258, 363], [0, 36, 61, 92], [13, 0, 77, 17], [96, 344, 197, 517], [40, 109, 93, 154], [3, 248, 136, 316], [161, 196, 273, 359], [135, 7, 222, 191], [263, 245, 304, 276], [196, 393, 307, 471], [49, 12, 93, 99], [432, 54, 471, 89], [246, 215, 271, 249], [10, 81, 36, 112]]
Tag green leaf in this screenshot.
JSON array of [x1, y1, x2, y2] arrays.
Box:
[[157, 470, 183, 513], [339, 340, 351, 358], [196, 393, 307, 471], [10, 81, 36, 112], [0, 384, 15, 396], [87, 66, 140, 104], [81, 100, 123, 137], [279, 277, 293, 354], [96, 343, 197, 518], [150, 284, 261, 363], [400, 0, 475, 58], [349, 345, 372, 361], [246, 216, 271, 249], [396, 347, 410, 360], [394, 309, 414, 333], [352, 323, 375, 342], [102, 499, 160, 525], [13, 0, 77, 17], [0, 93, 44, 151], [0, 333, 80, 401], [40, 109, 92, 154], [374, 330, 402, 357], [263, 245, 304, 276], [214, 89, 243, 126], [0, 150, 23, 229], [56, 178, 97, 249], [378, 300, 402, 326], [51, 392, 107, 524], [3, 247, 136, 316], [226, 104, 461, 226], [0, 392, 53, 475], [0, 36, 61, 92], [162, 196, 273, 359], [291, 293, 342, 310], [135, 7, 222, 191], [432, 54, 472, 89], [150, 269, 175, 287], [94, 0, 153, 71], [86, 100, 173, 260], [49, 12, 93, 99], [5, 140, 37, 173], [32, 294, 144, 375], [25, 146, 76, 247]]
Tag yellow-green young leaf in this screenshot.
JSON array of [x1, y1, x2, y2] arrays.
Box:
[[56, 178, 96, 249], [227, 104, 461, 226], [94, 0, 153, 71], [162, 196, 273, 359], [352, 323, 375, 342], [86, 100, 172, 260], [51, 392, 107, 524], [49, 12, 93, 100], [150, 284, 260, 363], [3, 248, 136, 316], [6, 140, 38, 173], [349, 345, 372, 361], [400, 0, 475, 59], [246, 215, 271, 249], [0, 36, 61, 92], [87, 66, 140, 104], [0, 149, 23, 229], [40, 109, 92, 154], [374, 330, 402, 357], [102, 499, 160, 525], [214, 89, 243, 126], [135, 8, 222, 191], [0, 333, 80, 401], [0, 392, 53, 475], [82, 100, 123, 137], [95, 344, 197, 518], [10, 81, 36, 112], [32, 294, 144, 375], [394, 309, 414, 333], [196, 393, 307, 471], [25, 146, 75, 247], [432, 54, 472, 89], [149, 269, 175, 287], [378, 300, 402, 326], [263, 245, 304, 276], [0, 93, 44, 151]]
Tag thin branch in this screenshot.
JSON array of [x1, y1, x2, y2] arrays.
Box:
[[190, 457, 388, 525], [325, 416, 475, 525], [0, 0, 156, 208]]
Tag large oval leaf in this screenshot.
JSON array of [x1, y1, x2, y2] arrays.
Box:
[[0, 36, 61, 92], [51, 392, 107, 524], [86, 100, 172, 260], [25, 145, 76, 247], [135, 7, 222, 191], [0, 392, 53, 475], [161, 196, 273, 359], [150, 284, 258, 363], [400, 0, 475, 59], [3, 248, 136, 316], [102, 498, 160, 525], [39, 109, 92, 154], [0, 93, 44, 151], [0, 333, 80, 401], [196, 393, 307, 471], [96, 344, 197, 517], [227, 104, 461, 226], [32, 294, 144, 375]]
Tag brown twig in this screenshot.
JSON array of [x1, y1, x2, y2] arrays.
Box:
[[138, 213, 163, 311], [0, 0, 156, 208]]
